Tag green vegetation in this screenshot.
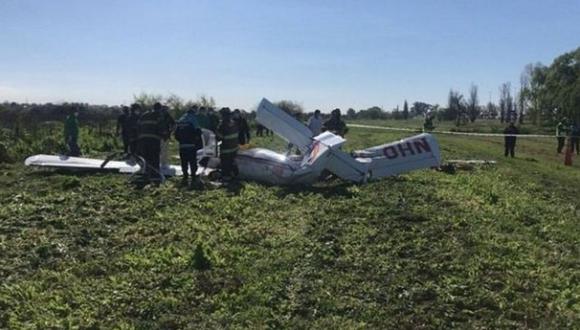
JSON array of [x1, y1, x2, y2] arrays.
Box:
[[1, 120, 579, 329]]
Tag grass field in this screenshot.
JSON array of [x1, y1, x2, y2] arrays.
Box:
[[1, 120, 579, 329]]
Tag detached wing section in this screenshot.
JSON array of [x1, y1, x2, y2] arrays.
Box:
[[256, 98, 313, 153], [25, 154, 136, 171], [25, 154, 183, 176]]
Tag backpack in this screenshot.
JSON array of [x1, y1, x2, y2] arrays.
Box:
[[175, 122, 203, 149], [174, 122, 188, 142]]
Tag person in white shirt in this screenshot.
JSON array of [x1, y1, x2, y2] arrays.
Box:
[[307, 110, 323, 135]]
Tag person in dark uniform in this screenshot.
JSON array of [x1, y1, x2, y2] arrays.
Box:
[[116, 106, 131, 153], [233, 109, 251, 145], [137, 102, 163, 183], [126, 104, 141, 154], [208, 108, 220, 133], [256, 123, 265, 137], [216, 108, 239, 181], [175, 109, 202, 186], [570, 121, 579, 155], [503, 122, 519, 157], [196, 106, 210, 130], [323, 108, 348, 137], [64, 108, 81, 156]]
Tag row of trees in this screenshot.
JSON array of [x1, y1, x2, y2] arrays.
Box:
[[347, 47, 580, 125], [441, 47, 580, 126], [0, 93, 221, 137], [520, 47, 580, 124]]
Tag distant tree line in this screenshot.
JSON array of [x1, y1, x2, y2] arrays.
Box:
[[1, 47, 578, 132]]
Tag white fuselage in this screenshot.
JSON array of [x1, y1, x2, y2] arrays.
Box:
[[234, 148, 320, 185]]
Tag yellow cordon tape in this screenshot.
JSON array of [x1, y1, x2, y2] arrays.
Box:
[[348, 124, 577, 138]]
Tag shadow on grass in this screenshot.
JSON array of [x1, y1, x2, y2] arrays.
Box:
[[275, 180, 357, 199], [28, 168, 117, 178]]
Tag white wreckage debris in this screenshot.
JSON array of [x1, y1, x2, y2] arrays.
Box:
[[25, 98, 442, 185]]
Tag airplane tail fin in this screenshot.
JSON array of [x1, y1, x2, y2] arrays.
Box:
[[354, 133, 441, 180]]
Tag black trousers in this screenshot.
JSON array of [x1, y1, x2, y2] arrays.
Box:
[[220, 152, 238, 177], [139, 137, 161, 181], [121, 133, 130, 153], [571, 138, 580, 154], [504, 139, 516, 157], [180, 147, 198, 178], [128, 136, 138, 155], [557, 137, 566, 153], [67, 137, 81, 157]]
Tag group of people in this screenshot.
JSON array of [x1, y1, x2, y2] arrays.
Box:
[[116, 103, 252, 185], [63, 105, 579, 182], [502, 119, 580, 158], [63, 104, 350, 186]]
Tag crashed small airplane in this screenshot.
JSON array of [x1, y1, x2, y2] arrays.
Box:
[[25, 98, 442, 185]]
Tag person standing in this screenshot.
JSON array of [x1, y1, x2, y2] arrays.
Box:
[[423, 110, 435, 131], [503, 122, 519, 158], [64, 108, 81, 156], [159, 105, 176, 170], [256, 123, 265, 137], [175, 109, 202, 186], [137, 103, 163, 183], [126, 104, 141, 154], [216, 108, 239, 181], [307, 110, 323, 135], [233, 109, 251, 145], [208, 108, 220, 133], [116, 106, 131, 153], [196, 106, 210, 130], [570, 121, 580, 155], [323, 108, 348, 137], [556, 119, 568, 154]]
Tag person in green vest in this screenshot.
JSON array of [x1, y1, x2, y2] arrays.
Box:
[[64, 109, 81, 156], [556, 118, 569, 154]]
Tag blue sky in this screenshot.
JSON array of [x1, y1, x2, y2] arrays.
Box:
[[0, 0, 579, 111]]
